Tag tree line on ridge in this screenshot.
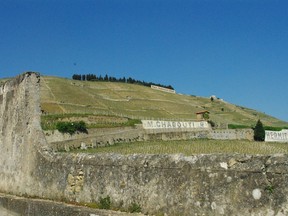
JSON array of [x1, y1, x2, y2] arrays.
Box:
[[72, 73, 174, 90]]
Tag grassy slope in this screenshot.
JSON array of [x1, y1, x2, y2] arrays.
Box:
[[37, 76, 286, 127]]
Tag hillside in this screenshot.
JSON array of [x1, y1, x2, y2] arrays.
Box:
[[39, 76, 288, 128]]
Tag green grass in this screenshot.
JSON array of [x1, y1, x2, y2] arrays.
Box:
[[264, 126, 288, 131], [41, 113, 141, 130], [72, 139, 288, 155], [228, 124, 252, 129], [227, 124, 288, 131]]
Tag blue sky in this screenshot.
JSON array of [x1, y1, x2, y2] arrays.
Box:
[[1, 0, 288, 122]]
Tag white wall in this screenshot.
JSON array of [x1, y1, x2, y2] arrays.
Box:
[[265, 130, 288, 143]]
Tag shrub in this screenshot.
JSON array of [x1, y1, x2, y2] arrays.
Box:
[[253, 120, 265, 141], [75, 121, 88, 133], [128, 202, 141, 213], [99, 196, 111, 209], [208, 120, 215, 128], [264, 126, 288, 131], [56, 122, 75, 135], [203, 112, 209, 120], [126, 118, 142, 127], [56, 121, 87, 135], [265, 184, 274, 194]]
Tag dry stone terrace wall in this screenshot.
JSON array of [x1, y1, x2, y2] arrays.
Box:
[[1, 72, 288, 215], [45, 127, 211, 151], [45, 122, 253, 152], [209, 129, 254, 141]]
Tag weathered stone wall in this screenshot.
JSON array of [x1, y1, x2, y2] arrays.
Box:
[[45, 127, 253, 152], [0, 193, 136, 216], [209, 129, 254, 141], [0, 72, 47, 196], [45, 127, 210, 151], [45, 126, 146, 151], [35, 152, 288, 216], [1, 72, 288, 216]]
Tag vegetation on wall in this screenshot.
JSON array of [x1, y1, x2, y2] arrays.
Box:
[[79, 196, 142, 214], [128, 202, 142, 213], [99, 196, 111, 210]]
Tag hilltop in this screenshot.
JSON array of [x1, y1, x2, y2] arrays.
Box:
[[39, 76, 288, 128]]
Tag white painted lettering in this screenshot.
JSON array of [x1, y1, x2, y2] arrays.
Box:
[[265, 130, 288, 143], [141, 120, 210, 130]]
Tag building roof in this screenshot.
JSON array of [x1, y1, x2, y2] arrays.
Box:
[[196, 110, 210, 114]]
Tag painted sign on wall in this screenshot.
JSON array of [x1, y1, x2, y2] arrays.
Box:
[[265, 130, 288, 142], [142, 120, 209, 130]]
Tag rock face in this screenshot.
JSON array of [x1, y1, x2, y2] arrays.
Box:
[[0, 72, 46, 196], [1, 72, 288, 216]]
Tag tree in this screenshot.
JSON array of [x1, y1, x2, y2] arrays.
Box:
[[203, 112, 210, 120], [254, 120, 265, 141], [82, 74, 86, 81], [104, 74, 109, 81]]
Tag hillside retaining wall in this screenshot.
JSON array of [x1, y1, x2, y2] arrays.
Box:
[[209, 129, 254, 141], [0, 72, 288, 216], [45, 127, 253, 152]]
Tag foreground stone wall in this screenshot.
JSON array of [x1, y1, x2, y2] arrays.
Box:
[[1, 72, 288, 216], [0, 72, 46, 196], [0, 193, 135, 216], [35, 152, 288, 216]]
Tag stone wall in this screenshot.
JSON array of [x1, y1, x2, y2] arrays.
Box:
[[1, 72, 288, 216], [209, 129, 254, 141], [45, 127, 253, 152], [0, 193, 136, 216], [34, 152, 288, 216], [45, 126, 145, 151], [45, 126, 211, 151], [0, 72, 46, 196]]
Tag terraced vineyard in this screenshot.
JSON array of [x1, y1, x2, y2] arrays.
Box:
[[40, 76, 288, 128], [74, 139, 288, 155]]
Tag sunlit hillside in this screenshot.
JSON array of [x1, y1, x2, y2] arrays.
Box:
[[39, 76, 288, 128]]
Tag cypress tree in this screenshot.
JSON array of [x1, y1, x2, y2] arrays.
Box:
[[254, 120, 265, 141]]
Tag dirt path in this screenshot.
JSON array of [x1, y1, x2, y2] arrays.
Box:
[[41, 77, 66, 113]]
